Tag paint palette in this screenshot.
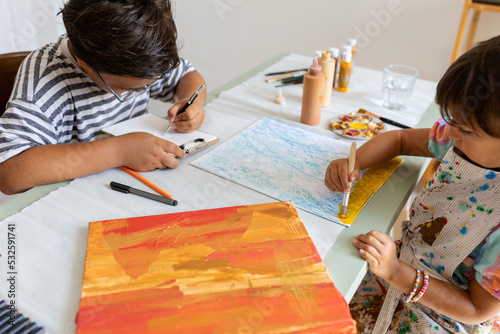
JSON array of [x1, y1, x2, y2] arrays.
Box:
[[329, 113, 386, 140]]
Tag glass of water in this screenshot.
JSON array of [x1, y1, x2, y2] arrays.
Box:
[[382, 65, 418, 111]]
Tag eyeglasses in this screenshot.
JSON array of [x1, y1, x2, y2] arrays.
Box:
[[96, 72, 158, 103]]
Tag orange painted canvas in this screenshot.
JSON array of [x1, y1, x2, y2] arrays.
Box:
[[76, 201, 356, 333]]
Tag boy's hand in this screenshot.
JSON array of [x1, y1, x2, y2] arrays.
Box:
[[167, 99, 205, 133], [118, 132, 185, 171], [324, 158, 360, 192], [352, 230, 401, 282]]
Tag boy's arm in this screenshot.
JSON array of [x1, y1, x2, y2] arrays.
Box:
[[167, 71, 207, 133], [0, 132, 185, 195], [325, 128, 433, 192]]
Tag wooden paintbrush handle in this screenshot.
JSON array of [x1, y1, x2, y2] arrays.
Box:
[[348, 142, 357, 175]]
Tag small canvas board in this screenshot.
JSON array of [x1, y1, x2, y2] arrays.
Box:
[[75, 201, 356, 333]]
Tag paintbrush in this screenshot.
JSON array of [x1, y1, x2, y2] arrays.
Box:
[[281, 74, 304, 83], [339, 142, 357, 219], [358, 108, 411, 129], [275, 80, 303, 88], [265, 68, 308, 76], [275, 75, 304, 87], [265, 73, 296, 83]]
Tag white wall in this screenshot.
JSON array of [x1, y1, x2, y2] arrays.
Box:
[[172, 0, 500, 89], [0, 0, 66, 53], [0, 0, 499, 204], [2, 0, 500, 90]]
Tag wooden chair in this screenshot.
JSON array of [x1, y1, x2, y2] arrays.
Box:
[[0, 51, 31, 116], [451, 0, 500, 63]]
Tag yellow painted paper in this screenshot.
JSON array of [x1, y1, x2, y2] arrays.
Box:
[[339, 157, 403, 225]]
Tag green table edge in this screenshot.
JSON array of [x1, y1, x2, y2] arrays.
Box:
[[206, 53, 289, 103], [325, 101, 440, 301], [0, 181, 68, 221]]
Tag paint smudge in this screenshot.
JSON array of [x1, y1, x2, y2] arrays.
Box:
[[458, 201, 471, 212], [470, 197, 476, 203], [422, 259, 433, 269], [485, 171, 496, 180], [459, 224, 467, 235], [419, 203, 436, 211], [416, 217, 447, 246], [438, 172, 455, 184], [337, 202, 348, 220], [475, 184, 490, 192]]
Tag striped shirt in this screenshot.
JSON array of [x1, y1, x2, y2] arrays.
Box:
[[0, 35, 195, 164]]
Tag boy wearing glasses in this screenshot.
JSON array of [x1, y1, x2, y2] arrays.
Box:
[[0, 0, 206, 195]]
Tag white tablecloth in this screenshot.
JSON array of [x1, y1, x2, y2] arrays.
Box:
[[0, 54, 437, 333], [217, 54, 437, 130]]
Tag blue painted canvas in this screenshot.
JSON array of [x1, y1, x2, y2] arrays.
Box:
[[191, 118, 400, 225]]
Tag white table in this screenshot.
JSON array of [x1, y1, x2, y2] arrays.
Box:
[[0, 54, 439, 333]]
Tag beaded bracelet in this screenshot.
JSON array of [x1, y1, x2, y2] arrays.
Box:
[[402, 267, 421, 303], [411, 270, 429, 303]]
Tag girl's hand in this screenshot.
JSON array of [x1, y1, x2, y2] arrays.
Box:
[[324, 158, 360, 192], [167, 99, 205, 133], [352, 230, 401, 281]]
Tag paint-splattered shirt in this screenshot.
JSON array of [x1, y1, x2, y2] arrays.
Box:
[[428, 118, 500, 299]]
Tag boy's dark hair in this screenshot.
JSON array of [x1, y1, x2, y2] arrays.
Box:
[[61, 0, 180, 79], [436, 35, 500, 138]]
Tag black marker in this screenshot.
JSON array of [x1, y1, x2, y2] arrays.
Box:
[[110, 182, 178, 206]]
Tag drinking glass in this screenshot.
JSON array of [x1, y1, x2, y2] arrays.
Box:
[[382, 65, 418, 111]]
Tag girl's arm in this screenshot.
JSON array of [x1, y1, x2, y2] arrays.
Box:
[[354, 230, 500, 324], [325, 128, 433, 192]]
